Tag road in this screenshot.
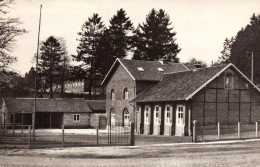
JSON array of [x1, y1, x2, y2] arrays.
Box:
[[0, 140, 260, 166]]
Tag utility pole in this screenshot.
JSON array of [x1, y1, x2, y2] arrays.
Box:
[[246, 51, 254, 82], [33, 4, 42, 141]]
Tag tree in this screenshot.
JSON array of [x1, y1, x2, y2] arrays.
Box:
[[75, 13, 105, 99], [218, 37, 235, 63], [0, 0, 26, 69], [133, 9, 181, 62], [38, 36, 65, 98], [108, 9, 134, 59], [229, 13, 260, 84]]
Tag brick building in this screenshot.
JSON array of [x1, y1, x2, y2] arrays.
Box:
[[103, 58, 260, 136], [101, 58, 188, 128]]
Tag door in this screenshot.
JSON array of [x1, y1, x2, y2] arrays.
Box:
[[175, 105, 185, 136], [99, 116, 107, 129]]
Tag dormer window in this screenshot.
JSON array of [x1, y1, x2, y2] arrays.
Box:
[[157, 68, 164, 72], [124, 88, 128, 99], [137, 67, 144, 71], [111, 89, 115, 100]]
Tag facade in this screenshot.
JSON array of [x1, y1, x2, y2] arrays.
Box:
[[102, 58, 188, 128], [134, 64, 260, 136], [103, 58, 260, 137], [0, 98, 106, 129]]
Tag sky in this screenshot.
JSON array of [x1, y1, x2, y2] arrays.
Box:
[[7, 0, 260, 75]]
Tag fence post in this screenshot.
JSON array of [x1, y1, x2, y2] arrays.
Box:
[[193, 120, 197, 143], [238, 122, 241, 139], [12, 121, 15, 136], [218, 122, 220, 140], [130, 122, 135, 146], [62, 124, 64, 148], [96, 127, 99, 145], [28, 125, 31, 149], [256, 122, 258, 138], [21, 125, 24, 134]]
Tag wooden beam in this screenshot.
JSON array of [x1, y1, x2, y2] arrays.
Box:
[[203, 88, 206, 125], [216, 77, 218, 124], [49, 113, 52, 129], [250, 89, 252, 124], [228, 90, 230, 125], [239, 90, 241, 122]]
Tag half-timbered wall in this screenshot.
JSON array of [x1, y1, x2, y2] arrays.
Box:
[[192, 67, 260, 125]]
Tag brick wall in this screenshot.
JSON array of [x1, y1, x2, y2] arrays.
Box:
[[106, 65, 136, 125], [89, 113, 106, 128]]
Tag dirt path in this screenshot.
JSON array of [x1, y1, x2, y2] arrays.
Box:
[[0, 140, 260, 166]]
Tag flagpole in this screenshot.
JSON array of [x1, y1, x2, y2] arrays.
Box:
[[33, 4, 42, 141]]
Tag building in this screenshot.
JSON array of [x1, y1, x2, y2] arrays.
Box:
[[101, 58, 188, 128], [0, 98, 106, 129], [103, 58, 260, 136]]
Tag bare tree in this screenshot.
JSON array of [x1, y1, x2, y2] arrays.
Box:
[[0, 0, 26, 68]]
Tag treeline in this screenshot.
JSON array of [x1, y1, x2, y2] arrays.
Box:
[[24, 8, 181, 99], [218, 13, 260, 85]]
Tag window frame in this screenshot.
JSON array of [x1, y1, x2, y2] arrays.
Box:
[[124, 88, 128, 100], [73, 114, 80, 122], [111, 89, 115, 100]]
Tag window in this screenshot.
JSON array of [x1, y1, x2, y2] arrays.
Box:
[[178, 106, 184, 119], [165, 105, 171, 124], [137, 67, 144, 71], [111, 89, 115, 100], [225, 70, 234, 89], [110, 108, 115, 126], [73, 114, 80, 122], [145, 106, 150, 124], [157, 68, 164, 72], [123, 108, 130, 126], [154, 105, 160, 124], [176, 105, 185, 125], [124, 88, 128, 99]]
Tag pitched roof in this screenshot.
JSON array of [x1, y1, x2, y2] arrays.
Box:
[[85, 100, 105, 111], [1, 98, 92, 113], [102, 58, 188, 85], [134, 64, 252, 102]]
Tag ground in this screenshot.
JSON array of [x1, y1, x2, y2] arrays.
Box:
[[0, 139, 260, 166]]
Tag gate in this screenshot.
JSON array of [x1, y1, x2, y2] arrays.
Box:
[[97, 122, 135, 146], [98, 116, 106, 129]]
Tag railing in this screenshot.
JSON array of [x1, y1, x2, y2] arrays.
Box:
[[0, 123, 135, 148], [193, 121, 259, 142]]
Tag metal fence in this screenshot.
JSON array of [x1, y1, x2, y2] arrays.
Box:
[[193, 121, 260, 142], [0, 123, 135, 148]]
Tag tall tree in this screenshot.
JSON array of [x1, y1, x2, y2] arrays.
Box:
[[38, 36, 65, 98], [218, 37, 235, 63], [133, 9, 181, 61], [229, 13, 260, 84], [108, 9, 134, 59], [75, 13, 105, 99], [0, 0, 26, 69]]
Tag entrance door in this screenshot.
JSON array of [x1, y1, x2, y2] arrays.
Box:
[[175, 105, 185, 136]]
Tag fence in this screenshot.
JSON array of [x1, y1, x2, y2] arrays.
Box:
[[193, 121, 260, 142], [0, 123, 135, 148]]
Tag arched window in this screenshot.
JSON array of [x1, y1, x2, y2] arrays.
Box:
[[110, 108, 115, 126], [225, 70, 234, 89], [124, 88, 128, 99], [111, 89, 115, 100], [123, 108, 130, 126]]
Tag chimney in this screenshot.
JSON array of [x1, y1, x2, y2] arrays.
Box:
[[194, 63, 202, 69], [158, 58, 170, 65]]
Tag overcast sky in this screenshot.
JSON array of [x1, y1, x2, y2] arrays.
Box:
[[8, 0, 260, 75]]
